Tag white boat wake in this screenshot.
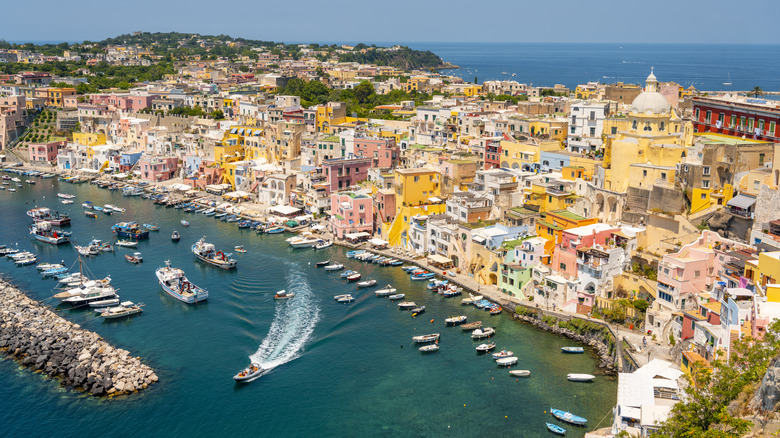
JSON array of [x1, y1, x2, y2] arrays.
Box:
[[248, 269, 320, 373]]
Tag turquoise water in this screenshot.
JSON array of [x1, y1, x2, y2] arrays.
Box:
[[0, 177, 616, 437]]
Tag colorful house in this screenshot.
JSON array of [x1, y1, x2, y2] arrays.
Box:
[[535, 209, 598, 261], [28, 140, 66, 163], [330, 191, 373, 238]]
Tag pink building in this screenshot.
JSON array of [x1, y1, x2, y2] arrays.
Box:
[[322, 157, 372, 194], [330, 192, 373, 238], [552, 223, 619, 278], [138, 157, 178, 182], [0, 94, 26, 148], [354, 135, 399, 168], [374, 189, 396, 223], [28, 140, 66, 163]]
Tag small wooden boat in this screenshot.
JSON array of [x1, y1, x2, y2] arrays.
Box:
[[492, 350, 514, 360], [233, 363, 263, 382], [546, 423, 566, 436], [274, 290, 295, 299], [567, 373, 595, 382], [476, 342, 496, 352], [85, 211, 97, 218], [345, 273, 361, 282], [496, 357, 518, 367], [356, 279, 377, 288], [550, 408, 587, 426], [412, 333, 440, 343], [315, 260, 330, 267], [445, 315, 467, 326], [234, 246, 247, 253], [398, 301, 417, 310], [561, 347, 584, 354], [340, 270, 357, 278], [171, 230, 181, 241], [115, 240, 138, 248], [509, 370, 531, 377], [388, 293, 405, 300], [419, 344, 439, 353], [334, 294, 354, 303], [180, 220, 189, 226], [265, 226, 284, 234], [124, 253, 142, 264], [461, 321, 483, 331], [489, 306, 503, 315], [410, 306, 426, 315], [471, 327, 495, 339]]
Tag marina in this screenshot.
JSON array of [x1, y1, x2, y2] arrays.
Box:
[[0, 177, 615, 437]]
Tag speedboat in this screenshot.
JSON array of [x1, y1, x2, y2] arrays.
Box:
[[445, 315, 467, 326], [99, 301, 143, 319], [550, 408, 587, 426], [509, 370, 531, 377], [41, 267, 68, 277], [171, 230, 181, 241], [334, 294, 354, 303], [496, 357, 518, 367], [567, 373, 595, 382], [412, 333, 440, 343], [476, 342, 496, 352], [274, 290, 295, 299], [375, 285, 396, 296], [398, 301, 417, 310], [492, 350, 514, 360], [315, 240, 332, 250], [233, 363, 263, 382], [388, 293, 405, 300], [356, 279, 377, 288], [546, 423, 566, 436], [561, 347, 584, 354], [419, 344, 439, 353], [125, 253, 142, 264], [471, 327, 495, 339], [234, 246, 247, 253]]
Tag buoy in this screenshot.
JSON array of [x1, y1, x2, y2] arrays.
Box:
[[430, 319, 434, 323], [505, 416, 507, 418]]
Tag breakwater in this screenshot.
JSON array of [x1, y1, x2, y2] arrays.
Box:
[[0, 279, 157, 396]]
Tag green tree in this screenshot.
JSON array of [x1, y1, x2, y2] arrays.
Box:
[[752, 86, 764, 98], [209, 110, 225, 120], [354, 81, 375, 104]]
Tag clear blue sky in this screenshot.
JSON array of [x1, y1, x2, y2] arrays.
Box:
[[3, 0, 779, 45]]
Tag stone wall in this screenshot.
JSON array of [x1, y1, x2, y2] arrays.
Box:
[[0, 279, 157, 396]]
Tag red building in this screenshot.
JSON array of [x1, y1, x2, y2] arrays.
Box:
[[322, 157, 372, 194], [692, 96, 780, 142], [483, 137, 502, 170]]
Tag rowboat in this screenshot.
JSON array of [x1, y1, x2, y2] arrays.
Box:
[[324, 263, 344, 271], [419, 344, 439, 353], [274, 290, 295, 299], [315, 260, 330, 267], [471, 327, 495, 339], [509, 370, 531, 377], [561, 347, 584, 354], [412, 333, 440, 343], [461, 321, 483, 331], [546, 423, 566, 436], [492, 350, 514, 360], [567, 373, 595, 382], [550, 408, 587, 426], [85, 211, 97, 218], [356, 279, 377, 288], [144, 224, 159, 231], [180, 220, 189, 226], [388, 293, 405, 300], [398, 301, 417, 310], [476, 342, 496, 352], [496, 357, 518, 367], [345, 273, 361, 282], [410, 306, 426, 315], [233, 363, 263, 382]]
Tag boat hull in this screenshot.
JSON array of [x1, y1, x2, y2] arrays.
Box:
[[194, 253, 237, 270]]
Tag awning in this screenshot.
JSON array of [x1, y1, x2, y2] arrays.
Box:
[[345, 232, 371, 239], [310, 224, 326, 231], [727, 194, 756, 209], [428, 196, 442, 203], [269, 205, 301, 216], [427, 254, 452, 265], [369, 238, 389, 246], [473, 235, 486, 244]]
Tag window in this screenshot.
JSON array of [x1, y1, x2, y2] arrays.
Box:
[[694, 270, 701, 278], [730, 114, 737, 128], [559, 263, 566, 270], [643, 170, 647, 177], [759, 120, 765, 133], [414, 176, 419, 182], [695, 108, 700, 119], [705, 110, 712, 123], [570, 126, 576, 134], [644, 122, 652, 131], [659, 121, 665, 131], [770, 121, 776, 136], [702, 179, 710, 188], [632, 120, 638, 130], [589, 127, 596, 136], [611, 127, 617, 135], [749, 118, 755, 131], [754, 180, 760, 190], [661, 172, 667, 180], [759, 153, 765, 166], [701, 193, 707, 200], [718, 113, 725, 125], [702, 166, 710, 176]]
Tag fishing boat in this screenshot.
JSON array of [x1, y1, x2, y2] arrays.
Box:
[[471, 327, 496, 339], [375, 285, 396, 296], [112, 222, 149, 239], [237, 220, 252, 229], [345, 273, 361, 282], [171, 230, 180, 241], [388, 293, 405, 300], [99, 301, 143, 319], [115, 239, 138, 248], [315, 260, 330, 267], [84, 211, 97, 218], [41, 267, 68, 277], [156, 261, 209, 304], [461, 321, 483, 331], [125, 253, 142, 264], [233, 363, 262, 382], [413, 333, 440, 343], [561, 347, 584, 354], [398, 301, 417, 310], [26, 207, 71, 226], [324, 263, 344, 271], [476, 342, 496, 352], [411, 272, 436, 281], [191, 236, 237, 269], [315, 240, 332, 250], [509, 370, 531, 377], [180, 220, 189, 227], [445, 315, 467, 326], [29, 222, 69, 245], [335, 294, 354, 303], [492, 350, 514, 360], [356, 279, 377, 288], [550, 408, 587, 426], [274, 290, 295, 299], [496, 357, 518, 367], [411, 306, 426, 315], [567, 374, 595, 382], [143, 224, 159, 231], [546, 422, 566, 436], [419, 344, 439, 353]]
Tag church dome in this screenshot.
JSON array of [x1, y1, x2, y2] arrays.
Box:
[[630, 68, 670, 116]]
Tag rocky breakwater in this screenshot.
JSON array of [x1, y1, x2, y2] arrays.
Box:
[[513, 307, 617, 373], [0, 280, 157, 396]]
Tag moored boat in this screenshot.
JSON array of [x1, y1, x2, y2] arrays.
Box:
[[476, 342, 496, 352], [99, 301, 143, 319], [445, 315, 467, 326], [84, 211, 97, 218], [356, 279, 377, 288], [412, 333, 440, 343], [345, 273, 361, 282], [561, 347, 584, 354], [155, 261, 209, 304], [546, 423, 566, 436], [27, 207, 71, 226], [550, 408, 587, 426], [324, 263, 344, 271], [375, 285, 396, 296], [461, 321, 483, 331], [115, 239, 138, 248], [419, 344, 439, 353], [180, 220, 189, 227], [567, 373, 595, 382], [411, 272, 436, 281], [315, 260, 330, 267], [315, 240, 332, 250], [191, 236, 237, 269], [171, 230, 181, 241], [388, 293, 405, 300], [492, 350, 514, 360], [29, 221, 69, 245], [143, 223, 159, 231], [471, 327, 496, 339], [112, 222, 149, 239], [496, 357, 518, 367], [410, 305, 426, 315], [125, 253, 142, 264], [334, 294, 354, 303], [509, 369, 531, 377], [398, 301, 417, 310]]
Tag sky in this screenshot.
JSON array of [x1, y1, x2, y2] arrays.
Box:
[[2, 0, 780, 45]]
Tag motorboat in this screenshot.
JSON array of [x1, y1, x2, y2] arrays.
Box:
[[550, 408, 587, 426], [115, 240, 138, 248], [546, 423, 566, 436], [274, 290, 295, 299], [265, 227, 284, 234], [156, 261, 209, 304], [509, 370, 531, 377], [471, 327, 496, 339], [375, 285, 396, 296], [411, 272, 435, 281], [419, 344, 439, 353], [56, 193, 75, 199], [61, 199, 74, 205], [203, 208, 216, 215], [112, 222, 149, 239], [75, 245, 99, 256], [233, 363, 263, 382], [192, 237, 237, 269], [37, 262, 64, 271], [8, 251, 33, 260], [234, 245, 247, 253], [41, 267, 68, 277], [315, 260, 330, 267], [345, 250, 366, 258], [62, 287, 119, 307], [410, 306, 426, 315], [461, 321, 483, 331], [288, 237, 322, 248], [27, 207, 71, 226], [89, 298, 121, 309], [445, 315, 467, 326], [144, 224, 159, 231], [29, 222, 69, 245], [356, 279, 377, 288], [388, 293, 405, 300], [398, 301, 417, 310], [101, 207, 113, 215], [476, 342, 496, 352], [413, 333, 440, 343], [99, 301, 143, 319], [15, 254, 38, 265], [324, 263, 344, 271], [85, 211, 97, 218], [489, 306, 503, 315], [561, 347, 584, 354], [340, 270, 356, 278], [567, 373, 595, 382], [180, 220, 190, 227], [496, 357, 518, 367], [171, 230, 181, 241], [314, 240, 332, 250], [125, 253, 143, 264], [345, 273, 361, 282], [334, 294, 354, 303], [492, 350, 514, 360]]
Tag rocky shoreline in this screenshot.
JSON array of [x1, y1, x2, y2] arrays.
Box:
[[0, 279, 157, 396]]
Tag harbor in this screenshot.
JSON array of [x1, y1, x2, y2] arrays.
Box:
[[0, 171, 616, 437]]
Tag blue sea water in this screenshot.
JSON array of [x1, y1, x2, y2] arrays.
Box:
[[0, 178, 616, 437], [405, 42, 780, 92]]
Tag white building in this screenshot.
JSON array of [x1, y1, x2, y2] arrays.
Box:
[[567, 100, 610, 153], [613, 359, 682, 437]]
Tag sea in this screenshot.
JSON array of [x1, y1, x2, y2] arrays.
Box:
[[405, 42, 780, 92], [0, 177, 616, 437]]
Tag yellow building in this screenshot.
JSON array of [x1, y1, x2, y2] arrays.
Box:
[[527, 118, 567, 141], [499, 140, 540, 170], [748, 251, 780, 300], [73, 132, 106, 146], [316, 103, 348, 133], [384, 168, 445, 246]]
